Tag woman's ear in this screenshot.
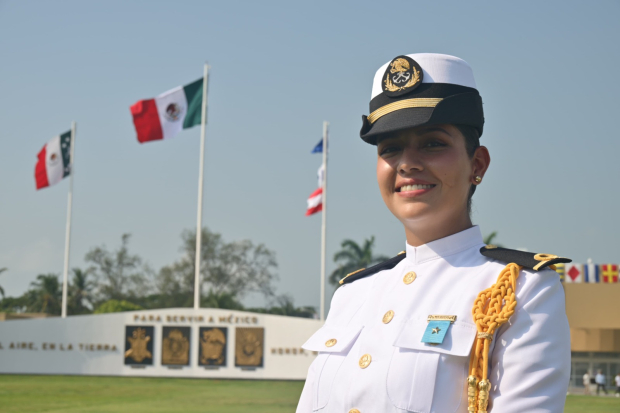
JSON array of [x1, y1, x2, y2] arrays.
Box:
[[472, 146, 490, 183]]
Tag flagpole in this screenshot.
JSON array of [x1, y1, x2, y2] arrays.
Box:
[[61, 121, 76, 318], [194, 64, 210, 310], [320, 121, 328, 321]]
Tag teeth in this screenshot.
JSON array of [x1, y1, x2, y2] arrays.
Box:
[[400, 184, 433, 191]]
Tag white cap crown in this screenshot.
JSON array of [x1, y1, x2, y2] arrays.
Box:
[[371, 53, 477, 99]]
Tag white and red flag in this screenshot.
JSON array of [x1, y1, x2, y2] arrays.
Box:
[[306, 187, 323, 216], [130, 78, 203, 143], [35, 130, 72, 190], [564, 263, 583, 283]]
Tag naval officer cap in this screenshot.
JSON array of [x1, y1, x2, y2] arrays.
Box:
[[360, 53, 484, 144]]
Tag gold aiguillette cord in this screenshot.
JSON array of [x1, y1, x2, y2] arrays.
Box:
[[467, 263, 521, 413]]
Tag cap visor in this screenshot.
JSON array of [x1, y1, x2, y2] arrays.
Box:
[[361, 107, 434, 145]]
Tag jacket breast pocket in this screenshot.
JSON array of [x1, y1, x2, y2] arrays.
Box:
[[302, 325, 363, 411], [386, 319, 476, 413]]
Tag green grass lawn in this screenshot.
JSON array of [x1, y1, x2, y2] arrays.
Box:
[[565, 394, 620, 413], [0, 375, 618, 412], [0, 375, 304, 413]]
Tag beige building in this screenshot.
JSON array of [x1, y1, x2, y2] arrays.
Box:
[[565, 283, 620, 388]]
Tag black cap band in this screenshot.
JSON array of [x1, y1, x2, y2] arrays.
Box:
[[360, 83, 484, 145]]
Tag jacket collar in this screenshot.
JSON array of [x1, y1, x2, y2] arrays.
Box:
[[405, 226, 483, 265]]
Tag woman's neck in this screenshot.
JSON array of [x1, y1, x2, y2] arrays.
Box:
[[404, 214, 473, 247]]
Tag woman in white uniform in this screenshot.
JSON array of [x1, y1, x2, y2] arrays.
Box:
[[296, 54, 571, 413]]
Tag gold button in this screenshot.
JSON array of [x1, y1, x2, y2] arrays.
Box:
[[359, 354, 372, 369], [325, 338, 337, 347], [403, 271, 417, 285], [349, 409, 361, 413], [382, 310, 395, 324]]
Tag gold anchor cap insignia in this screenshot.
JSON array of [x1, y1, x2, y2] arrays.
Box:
[[382, 55, 423, 97]]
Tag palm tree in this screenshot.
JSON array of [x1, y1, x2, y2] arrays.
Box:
[[68, 268, 95, 314], [270, 294, 316, 318], [0, 267, 6, 298], [483, 232, 502, 247], [329, 237, 390, 286], [27, 274, 62, 314]]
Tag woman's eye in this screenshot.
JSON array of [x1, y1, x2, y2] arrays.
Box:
[[423, 140, 447, 149], [379, 146, 400, 156]]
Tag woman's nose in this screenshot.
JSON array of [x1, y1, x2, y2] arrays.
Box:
[[398, 147, 423, 174]]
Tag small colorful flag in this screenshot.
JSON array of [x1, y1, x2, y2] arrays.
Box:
[[306, 187, 323, 216], [130, 78, 203, 143], [311, 139, 323, 153], [601, 264, 619, 283], [35, 131, 72, 190], [584, 262, 600, 283], [564, 263, 583, 283], [317, 164, 325, 188], [554, 263, 565, 282]]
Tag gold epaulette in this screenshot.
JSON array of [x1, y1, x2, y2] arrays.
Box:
[[480, 245, 571, 271]]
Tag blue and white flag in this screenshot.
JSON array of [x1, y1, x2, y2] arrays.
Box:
[[317, 164, 325, 188], [311, 139, 323, 153], [584, 262, 600, 283]]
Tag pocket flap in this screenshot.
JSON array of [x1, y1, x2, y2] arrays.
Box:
[[302, 325, 363, 353], [393, 318, 476, 357]]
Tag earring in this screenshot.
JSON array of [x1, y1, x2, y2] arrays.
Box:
[[474, 176, 482, 184]]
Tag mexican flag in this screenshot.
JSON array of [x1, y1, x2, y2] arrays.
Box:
[[130, 78, 203, 143], [35, 131, 72, 190]]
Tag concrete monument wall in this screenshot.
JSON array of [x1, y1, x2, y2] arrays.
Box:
[[0, 308, 322, 380]]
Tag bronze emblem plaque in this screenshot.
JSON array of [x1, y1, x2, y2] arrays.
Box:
[[124, 325, 154, 365], [161, 326, 191, 366], [199, 327, 228, 366], [235, 327, 264, 368]]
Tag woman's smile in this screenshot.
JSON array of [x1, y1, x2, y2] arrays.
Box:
[[395, 179, 437, 197]]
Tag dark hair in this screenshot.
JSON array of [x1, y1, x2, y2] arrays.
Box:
[[455, 125, 481, 216]]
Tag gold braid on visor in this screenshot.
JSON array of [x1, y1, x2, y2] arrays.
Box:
[[367, 98, 443, 124]]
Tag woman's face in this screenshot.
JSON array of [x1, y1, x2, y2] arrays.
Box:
[[376, 124, 489, 236]]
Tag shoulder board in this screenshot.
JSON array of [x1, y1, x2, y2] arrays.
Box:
[[480, 245, 571, 271], [339, 252, 407, 285]]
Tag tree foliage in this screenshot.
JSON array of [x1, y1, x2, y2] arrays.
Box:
[[68, 268, 95, 315], [155, 228, 278, 307], [201, 290, 244, 310], [85, 234, 151, 302], [483, 232, 503, 247], [0, 267, 6, 298], [26, 274, 62, 315], [247, 294, 316, 318], [0, 227, 318, 318], [94, 299, 142, 314], [328, 236, 389, 286]]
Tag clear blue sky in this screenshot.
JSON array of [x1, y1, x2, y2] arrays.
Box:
[[1, 0, 619, 309]]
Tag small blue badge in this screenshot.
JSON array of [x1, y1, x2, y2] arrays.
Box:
[[421, 320, 451, 344]]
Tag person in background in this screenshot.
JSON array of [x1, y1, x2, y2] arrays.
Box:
[[614, 372, 620, 397], [583, 370, 591, 395], [595, 369, 607, 395]]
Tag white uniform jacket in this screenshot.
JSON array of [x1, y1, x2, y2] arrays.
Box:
[[297, 226, 570, 413]]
